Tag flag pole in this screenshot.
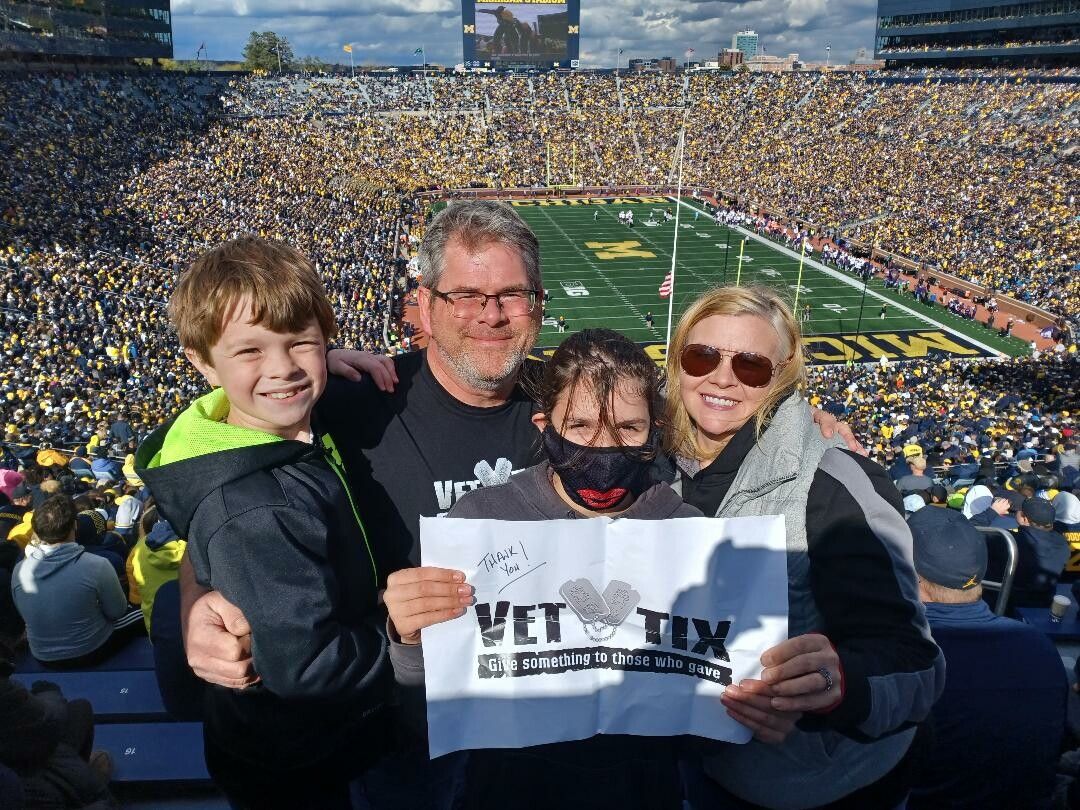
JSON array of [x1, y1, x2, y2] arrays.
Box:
[[735, 238, 746, 286], [350, 46, 354, 79], [793, 238, 808, 311], [663, 114, 688, 355]]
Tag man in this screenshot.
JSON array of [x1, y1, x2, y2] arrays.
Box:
[[1009, 496, 1070, 609], [906, 506, 1066, 809], [896, 452, 934, 495]]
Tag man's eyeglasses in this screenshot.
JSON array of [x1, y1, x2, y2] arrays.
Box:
[[429, 288, 541, 319], [679, 344, 783, 388]]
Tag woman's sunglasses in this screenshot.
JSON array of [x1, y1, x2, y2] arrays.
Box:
[[679, 344, 782, 388]]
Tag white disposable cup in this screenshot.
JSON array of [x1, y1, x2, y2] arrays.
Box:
[[1050, 594, 1071, 622]]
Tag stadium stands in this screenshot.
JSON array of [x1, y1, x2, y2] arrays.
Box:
[[0, 65, 1076, 808]]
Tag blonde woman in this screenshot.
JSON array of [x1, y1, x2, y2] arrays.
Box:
[[666, 287, 944, 810]]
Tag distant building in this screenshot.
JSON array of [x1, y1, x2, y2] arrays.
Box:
[[747, 52, 799, 72], [876, 0, 1080, 68], [657, 56, 677, 72], [732, 29, 759, 61], [719, 48, 744, 67], [628, 57, 657, 72], [0, 0, 173, 61]]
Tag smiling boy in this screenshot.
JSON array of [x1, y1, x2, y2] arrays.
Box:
[[136, 236, 390, 809]]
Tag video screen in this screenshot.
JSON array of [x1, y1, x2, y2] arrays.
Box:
[[474, 2, 568, 63]]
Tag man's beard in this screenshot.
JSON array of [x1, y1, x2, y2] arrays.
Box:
[[435, 339, 529, 392]]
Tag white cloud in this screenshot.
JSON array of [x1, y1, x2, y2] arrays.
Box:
[[172, 0, 876, 66]]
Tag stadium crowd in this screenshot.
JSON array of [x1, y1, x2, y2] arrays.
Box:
[[0, 62, 1076, 806], [217, 70, 1077, 315]]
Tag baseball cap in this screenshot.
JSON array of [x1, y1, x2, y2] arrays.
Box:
[[11, 482, 31, 501], [1021, 497, 1056, 527], [903, 493, 927, 514], [929, 484, 949, 504], [908, 507, 987, 591], [903, 444, 924, 459]]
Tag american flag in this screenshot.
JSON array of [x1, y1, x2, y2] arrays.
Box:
[[685, 47, 695, 58], [659, 272, 674, 298]]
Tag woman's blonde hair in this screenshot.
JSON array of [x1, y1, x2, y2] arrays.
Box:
[[663, 285, 807, 460]]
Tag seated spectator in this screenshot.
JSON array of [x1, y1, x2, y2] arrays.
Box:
[[11, 495, 143, 668], [0, 484, 32, 542], [1007, 497, 1070, 609], [34, 444, 67, 471], [67, 448, 92, 478], [0, 472, 23, 503], [0, 641, 117, 809], [128, 508, 186, 634], [111, 495, 140, 546], [1054, 491, 1080, 546], [89, 448, 120, 485], [897, 453, 934, 495], [927, 483, 950, 507], [906, 506, 1067, 810]]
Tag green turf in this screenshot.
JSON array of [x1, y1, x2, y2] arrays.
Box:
[[505, 197, 1029, 365]]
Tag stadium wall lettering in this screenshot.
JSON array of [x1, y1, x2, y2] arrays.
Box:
[[533, 330, 993, 366], [510, 196, 669, 207]]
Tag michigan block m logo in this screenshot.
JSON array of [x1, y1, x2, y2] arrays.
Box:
[[585, 241, 656, 260]]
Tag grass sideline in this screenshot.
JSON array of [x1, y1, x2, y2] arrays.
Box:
[[433, 196, 1030, 365]]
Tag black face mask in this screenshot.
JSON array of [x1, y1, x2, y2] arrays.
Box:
[[541, 425, 656, 511]]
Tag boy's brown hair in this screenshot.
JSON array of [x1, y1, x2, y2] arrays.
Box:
[[32, 495, 77, 545], [170, 236, 337, 364]]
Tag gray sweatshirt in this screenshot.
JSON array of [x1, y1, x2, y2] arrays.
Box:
[[389, 460, 700, 693], [12, 542, 128, 662]]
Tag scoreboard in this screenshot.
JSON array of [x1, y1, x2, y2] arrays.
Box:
[[462, 0, 581, 69]]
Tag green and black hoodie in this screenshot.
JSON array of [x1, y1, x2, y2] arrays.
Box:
[[136, 388, 391, 772]]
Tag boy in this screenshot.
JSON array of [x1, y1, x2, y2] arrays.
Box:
[[136, 236, 390, 809]]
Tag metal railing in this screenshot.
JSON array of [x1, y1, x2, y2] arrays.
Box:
[[977, 526, 1017, 616]]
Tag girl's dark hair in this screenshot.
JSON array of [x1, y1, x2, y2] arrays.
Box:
[[534, 328, 662, 450]]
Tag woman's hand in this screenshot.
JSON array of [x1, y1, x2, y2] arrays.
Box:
[[760, 633, 843, 713], [384, 567, 474, 645], [810, 408, 865, 455], [721, 678, 802, 744], [326, 349, 399, 392]]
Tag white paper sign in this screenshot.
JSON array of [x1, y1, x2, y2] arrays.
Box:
[[419, 515, 789, 758]]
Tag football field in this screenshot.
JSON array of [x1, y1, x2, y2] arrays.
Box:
[[503, 196, 1028, 366]]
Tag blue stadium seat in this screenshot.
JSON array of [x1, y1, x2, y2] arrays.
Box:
[[9, 670, 167, 721], [94, 722, 210, 783], [14, 636, 155, 673]]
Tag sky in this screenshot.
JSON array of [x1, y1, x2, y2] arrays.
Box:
[[171, 0, 879, 67]]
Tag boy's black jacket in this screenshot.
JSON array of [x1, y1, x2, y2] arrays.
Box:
[[136, 389, 391, 770]]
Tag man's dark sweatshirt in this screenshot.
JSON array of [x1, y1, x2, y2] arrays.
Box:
[[389, 461, 701, 810], [136, 389, 391, 775]]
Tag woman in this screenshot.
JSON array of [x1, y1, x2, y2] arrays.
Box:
[[666, 286, 944, 810], [384, 328, 708, 809]]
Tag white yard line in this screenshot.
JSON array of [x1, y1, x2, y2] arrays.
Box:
[[536, 207, 662, 339], [670, 197, 1004, 358]]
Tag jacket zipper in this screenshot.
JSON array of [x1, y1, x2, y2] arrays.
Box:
[[318, 433, 379, 586], [717, 472, 798, 516]]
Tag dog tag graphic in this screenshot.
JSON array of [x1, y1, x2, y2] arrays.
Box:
[[601, 580, 640, 627], [560, 578, 607, 623]]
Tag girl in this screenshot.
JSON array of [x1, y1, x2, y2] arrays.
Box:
[[384, 328, 705, 809]]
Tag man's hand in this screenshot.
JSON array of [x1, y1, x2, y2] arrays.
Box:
[[760, 633, 843, 713], [384, 567, 472, 645], [327, 349, 399, 392], [990, 497, 1011, 516], [810, 407, 865, 455], [721, 678, 802, 744], [179, 555, 258, 689]]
